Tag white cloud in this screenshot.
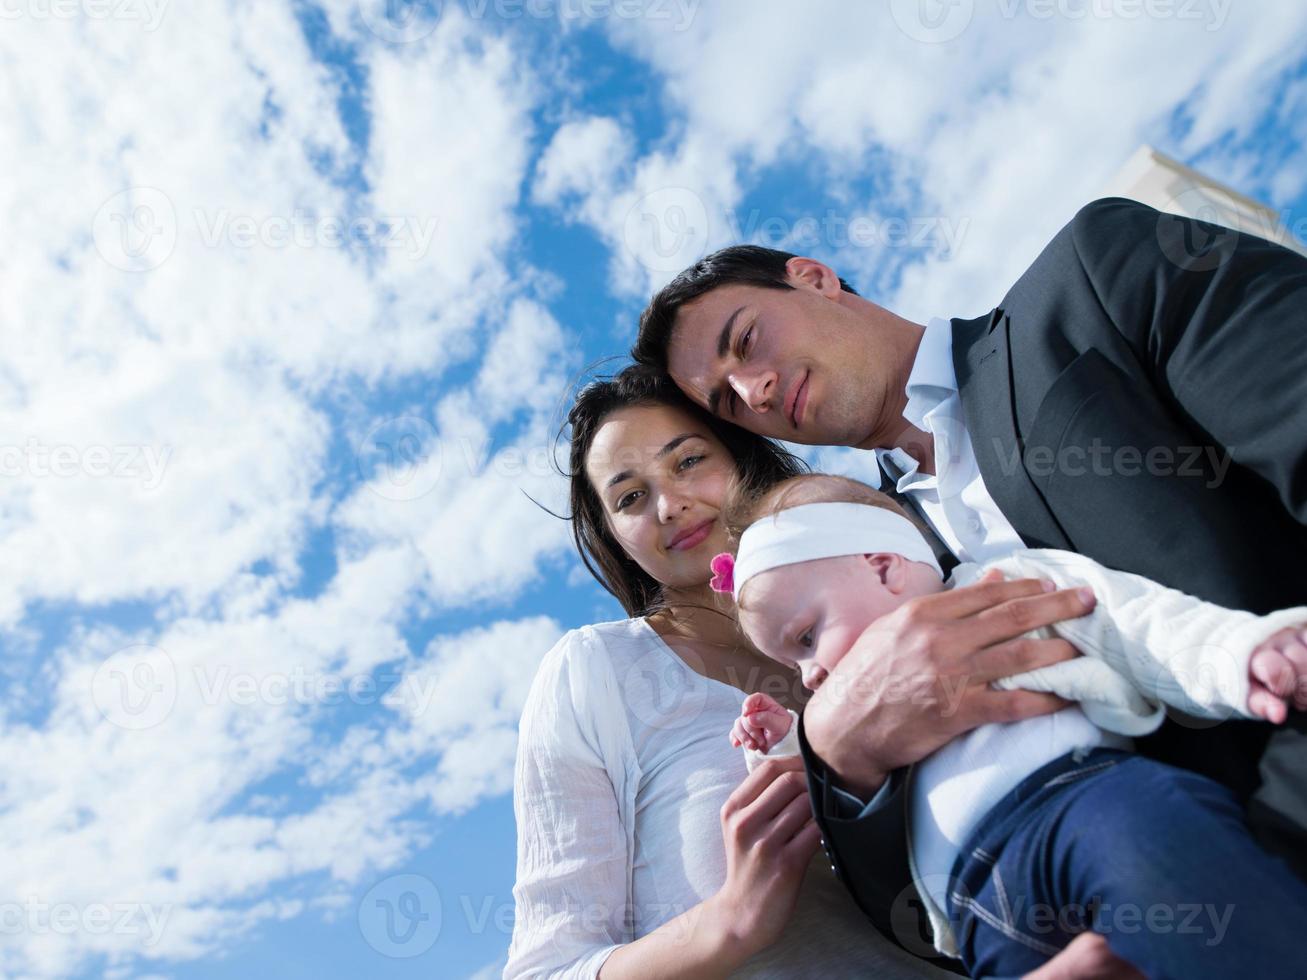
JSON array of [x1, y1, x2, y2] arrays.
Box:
[[0, 2, 574, 976], [534, 115, 633, 207], [542, 2, 1307, 315]]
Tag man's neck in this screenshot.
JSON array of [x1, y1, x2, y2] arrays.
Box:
[[853, 313, 936, 473], [859, 370, 937, 477]]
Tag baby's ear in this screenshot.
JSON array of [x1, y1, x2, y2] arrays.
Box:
[[863, 553, 900, 588]]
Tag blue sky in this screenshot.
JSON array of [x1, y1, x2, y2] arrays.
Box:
[[2, 1, 1307, 977]]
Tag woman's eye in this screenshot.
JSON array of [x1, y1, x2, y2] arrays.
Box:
[[615, 490, 642, 511], [677, 454, 705, 471]]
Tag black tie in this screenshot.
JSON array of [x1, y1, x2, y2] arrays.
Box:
[[877, 453, 960, 578]]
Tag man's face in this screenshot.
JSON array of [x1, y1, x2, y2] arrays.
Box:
[[664, 273, 885, 448]]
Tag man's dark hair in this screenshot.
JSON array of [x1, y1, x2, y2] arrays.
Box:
[[631, 244, 858, 373]]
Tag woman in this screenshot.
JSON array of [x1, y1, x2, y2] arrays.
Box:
[[504, 364, 951, 978]]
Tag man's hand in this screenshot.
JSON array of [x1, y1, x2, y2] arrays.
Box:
[[1248, 625, 1307, 724], [1023, 932, 1144, 980], [803, 571, 1094, 797]]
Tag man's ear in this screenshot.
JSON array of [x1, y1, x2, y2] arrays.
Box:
[[863, 553, 904, 591], [785, 256, 843, 298]]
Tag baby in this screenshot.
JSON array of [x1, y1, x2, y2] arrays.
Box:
[[715, 473, 1307, 978]]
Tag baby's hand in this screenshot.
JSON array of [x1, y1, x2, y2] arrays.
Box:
[[729, 692, 793, 753], [1248, 626, 1307, 724]]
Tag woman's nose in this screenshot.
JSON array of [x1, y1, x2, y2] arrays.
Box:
[[657, 492, 690, 523]]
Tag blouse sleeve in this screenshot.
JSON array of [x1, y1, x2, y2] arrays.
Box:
[[504, 629, 632, 979]]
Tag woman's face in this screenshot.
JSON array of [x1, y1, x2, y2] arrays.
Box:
[[585, 402, 737, 590]]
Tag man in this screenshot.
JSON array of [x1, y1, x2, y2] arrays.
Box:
[[630, 197, 1307, 962]]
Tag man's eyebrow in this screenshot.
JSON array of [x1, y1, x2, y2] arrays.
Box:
[[705, 306, 747, 417], [716, 306, 746, 358], [603, 433, 699, 490]]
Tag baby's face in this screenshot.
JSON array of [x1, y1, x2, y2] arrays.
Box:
[[741, 552, 926, 691]]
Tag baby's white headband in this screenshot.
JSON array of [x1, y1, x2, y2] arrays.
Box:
[[709, 502, 941, 602]]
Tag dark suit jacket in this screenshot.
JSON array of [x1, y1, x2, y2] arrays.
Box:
[[800, 198, 1307, 964]]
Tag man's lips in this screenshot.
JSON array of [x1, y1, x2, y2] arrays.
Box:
[[668, 518, 714, 552], [785, 371, 809, 429]]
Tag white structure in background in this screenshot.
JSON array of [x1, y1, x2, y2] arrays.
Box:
[[1102, 145, 1307, 257]]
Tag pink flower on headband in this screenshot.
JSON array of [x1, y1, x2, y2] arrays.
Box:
[[709, 553, 736, 594]]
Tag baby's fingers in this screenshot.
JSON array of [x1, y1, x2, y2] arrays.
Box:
[[1251, 647, 1297, 698], [1247, 682, 1288, 725], [729, 718, 751, 748], [742, 691, 779, 714], [1283, 629, 1307, 710]]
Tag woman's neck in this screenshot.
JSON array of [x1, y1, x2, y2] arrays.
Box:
[[650, 584, 742, 650], [647, 586, 808, 711]]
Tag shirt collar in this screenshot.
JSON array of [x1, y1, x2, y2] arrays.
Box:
[[900, 316, 958, 429]]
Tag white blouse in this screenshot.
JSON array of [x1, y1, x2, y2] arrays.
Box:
[[505, 617, 950, 979]]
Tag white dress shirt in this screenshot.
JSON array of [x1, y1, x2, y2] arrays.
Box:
[[874, 316, 1025, 565]]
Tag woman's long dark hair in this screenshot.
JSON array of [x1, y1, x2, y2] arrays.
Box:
[[562, 363, 806, 617]]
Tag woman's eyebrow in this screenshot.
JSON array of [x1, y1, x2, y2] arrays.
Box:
[[603, 433, 701, 490]]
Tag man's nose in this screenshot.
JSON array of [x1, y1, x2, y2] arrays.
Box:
[[728, 369, 778, 414]]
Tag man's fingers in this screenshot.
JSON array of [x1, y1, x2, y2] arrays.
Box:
[[923, 574, 1055, 619], [964, 588, 1095, 652], [971, 636, 1080, 684], [966, 687, 1072, 727]]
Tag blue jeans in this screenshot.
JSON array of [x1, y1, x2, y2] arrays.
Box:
[[946, 748, 1307, 979]]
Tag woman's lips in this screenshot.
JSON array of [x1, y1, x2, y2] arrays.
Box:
[[669, 518, 714, 552]]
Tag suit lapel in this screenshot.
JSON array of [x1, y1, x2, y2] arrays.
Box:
[[952, 310, 1073, 552]]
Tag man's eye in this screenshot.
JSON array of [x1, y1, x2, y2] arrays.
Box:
[[739, 325, 754, 357], [615, 490, 642, 511]]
